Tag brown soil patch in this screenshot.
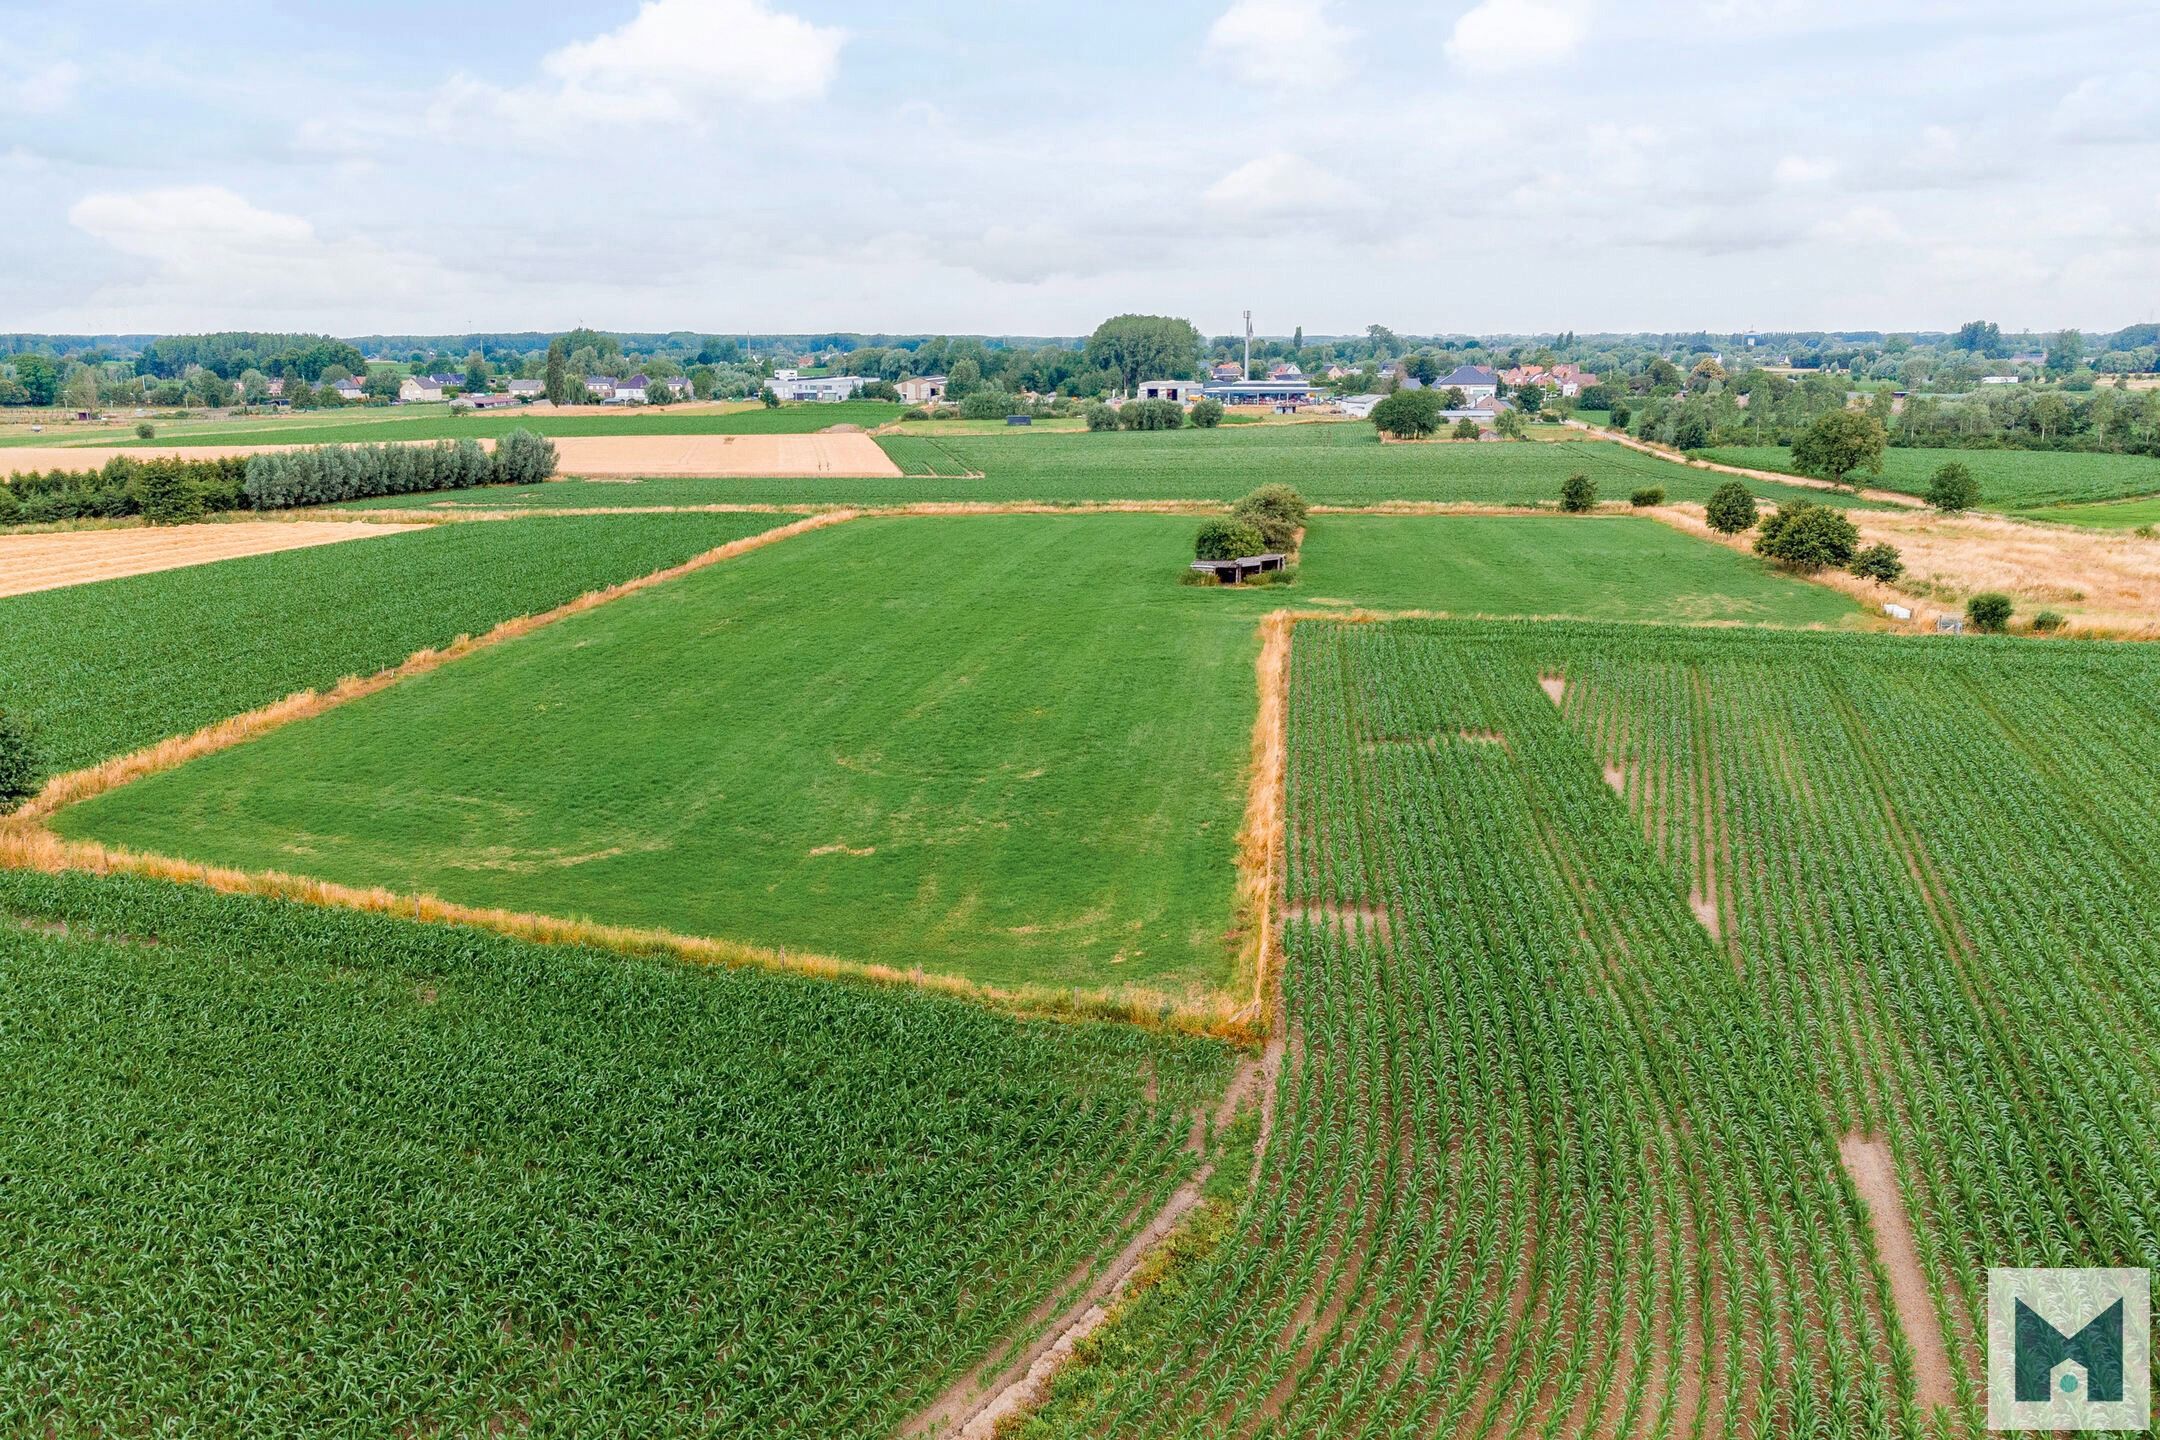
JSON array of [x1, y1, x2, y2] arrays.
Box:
[[1603, 762, 1626, 794], [1460, 728, 1509, 747], [1541, 675, 1567, 706], [0, 520, 423, 598], [0, 432, 901, 481], [1689, 891, 1721, 940], [1282, 902, 1393, 943], [807, 843, 875, 858], [1231, 612, 1293, 1029], [1837, 1134, 1954, 1411]]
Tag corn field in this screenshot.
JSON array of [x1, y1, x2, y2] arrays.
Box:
[[0, 871, 1231, 1438], [1025, 619, 2158, 1439]]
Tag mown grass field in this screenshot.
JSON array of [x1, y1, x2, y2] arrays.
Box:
[[1022, 618, 2160, 1439], [1701, 443, 2160, 507], [51, 512, 1851, 997], [0, 512, 783, 771], [335, 427, 1886, 512], [2013, 494, 2160, 529], [90, 399, 904, 447], [0, 870, 1230, 1438], [0, 403, 457, 447]]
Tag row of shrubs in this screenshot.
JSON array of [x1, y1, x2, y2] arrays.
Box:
[[242, 430, 555, 509], [1089, 397, 1225, 432], [0, 430, 558, 527]]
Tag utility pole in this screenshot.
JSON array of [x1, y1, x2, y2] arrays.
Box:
[[1243, 310, 1253, 380]]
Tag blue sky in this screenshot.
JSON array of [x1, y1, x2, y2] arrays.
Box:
[[2, 0, 2155, 337]]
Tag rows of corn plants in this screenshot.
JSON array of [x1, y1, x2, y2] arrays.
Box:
[[1023, 618, 2157, 1438], [0, 870, 1232, 1437]]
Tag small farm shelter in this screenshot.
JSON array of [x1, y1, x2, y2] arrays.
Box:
[[1936, 616, 1964, 633], [1137, 379, 1205, 403], [466, 392, 518, 410], [896, 375, 949, 405], [1204, 379, 1315, 411], [1884, 602, 1913, 620], [767, 375, 868, 402], [1190, 552, 1288, 584]]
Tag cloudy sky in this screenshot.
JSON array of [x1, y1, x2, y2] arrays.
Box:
[[3, 0, 2156, 338]]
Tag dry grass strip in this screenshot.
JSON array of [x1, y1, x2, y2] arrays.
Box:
[[0, 826, 1233, 1038], [1231, 612, 1293, 1029]]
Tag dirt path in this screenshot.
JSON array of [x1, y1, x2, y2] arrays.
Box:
[[0, 432, 900, 480], [1837, 1134, 1954, 1410], [1561, 420, 1926, 509], [0, 520, 422, 598]]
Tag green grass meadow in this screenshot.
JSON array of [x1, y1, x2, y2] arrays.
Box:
[[2012, 494, 2160, 529], [78, 399, 906, 448], [1700, 443, 2160, 507], [0, 512, 784, 771], [55, 512, 1856, 998]]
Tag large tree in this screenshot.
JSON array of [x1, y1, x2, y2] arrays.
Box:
[[1086, 314, 1202, 393], [1790, 409, 1886, 488], [544, 339, 573, 406]]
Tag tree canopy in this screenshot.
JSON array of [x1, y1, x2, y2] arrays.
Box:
[[1086, 315, 1203, 393]]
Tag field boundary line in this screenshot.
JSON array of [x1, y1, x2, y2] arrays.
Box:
[[1559, 420, 1927, 509], [0, 825, 1240, 1038], [1231, 610, 1292, 1028], [9, 510, 860, 825]]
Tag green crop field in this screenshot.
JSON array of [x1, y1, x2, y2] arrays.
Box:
[[0, 869, 1229, 1437], [332, 427, 1887, 512], [1701, 443, 2160, 507], [1020, 618, 2160, 1439], [0, 512, 783, 771], [50, 512, 1849, 999]]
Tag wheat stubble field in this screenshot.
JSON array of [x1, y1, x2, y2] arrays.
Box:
[[2, 416, 2154, 1436]]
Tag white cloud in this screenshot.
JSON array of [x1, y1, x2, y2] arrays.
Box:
[[0, 57, 79, 113], [1446, 0, 1594, 72], [66, 186, 472, 326], [1204, 152, 1369, 220], [438, 0, 845, 133], [2051, 74, 2160, 145], [1773, 154, 1839, 186], [1205, 0, 1355, 89]]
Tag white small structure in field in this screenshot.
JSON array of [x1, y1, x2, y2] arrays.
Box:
[[1884, 602, 1912, 620]]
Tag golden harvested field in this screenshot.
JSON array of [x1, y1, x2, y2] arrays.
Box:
[[0, 520, 422, 597], [0, 432, 899, 480]]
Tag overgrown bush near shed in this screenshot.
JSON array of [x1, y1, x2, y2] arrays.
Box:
[[1194, 518, 1265, 561], [1231, 484, 1307, 551]]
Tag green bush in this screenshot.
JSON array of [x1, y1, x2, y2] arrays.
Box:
[[1629, 486, 1666, 508], [1119, 399, 1186, 431], [1370, 389, 1442, 439], [901, 407, 929, 421], [1452, 418, 1480, 440], [1559, 472, 1597, 513], [1193, 519, 1265, 562], [1189, 398, 1224, 428], [1849, 542, 1905, 583], [130, 459, 206, 525], [959, 390, 1020, 421], [1925, 460, 1981, 513], [1672, 413, 1711, 451], [1231, 484, 1308, 551], [490, 428, 558, 487], [1966, 591, 2013, 632], [1753, 502, 1859, 573], [2032, 609, 2066, 633], [1705, 480, 1759, 535], [1083, 403, 1118, 432], [135, 422, 156, 440], [0, 485, 20, 526], [1608, 402, 1631, 429], [0, 707, 42, 812]]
